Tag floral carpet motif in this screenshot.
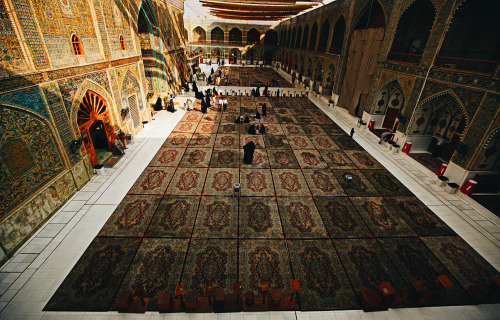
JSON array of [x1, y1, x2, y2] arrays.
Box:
[[98, 195, 162, 237], [239, 240, 293, 293], [272, 169, 311, 197], [146, 196, 200, 238], [293, 149, 329, 169], [361, 170, 414, 196], [149, 148, 186, 167], [314, 197, 372, 238], [303, 169, 346, 197], [277, 197, 328, 238], [288, 240, 360, 310], [45, 237, 141, 311], [193, 197, 238, 238], [350, 197, 416, 237], [334, 238, 409, 295], [179, 148, 213, 167], [166, 168, 207, 195], [389, 196, 456, 236], [127, 167, 174, 195], [268, 150, 300, 169], [203, 168, 239, 195], [48, 96, 500, 312], [181, 239, 238, 296], [240, 169, 275, 196], [239, 197, 283, 238], [116, 238, 188, 311]]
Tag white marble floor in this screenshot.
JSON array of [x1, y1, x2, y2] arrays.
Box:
[[1, 67, 500, 319]]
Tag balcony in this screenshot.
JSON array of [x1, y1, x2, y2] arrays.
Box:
[[387, 52, 422, 65], [434, 56, 498, 76]]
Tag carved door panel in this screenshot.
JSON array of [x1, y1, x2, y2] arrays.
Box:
[[80, 129, 98, 166]]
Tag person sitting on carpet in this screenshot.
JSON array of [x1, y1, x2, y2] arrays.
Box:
[[248, 124, 266, 135], [244, 115, 250, 123], [112, 138, 125, 155], [235, 115, 244, 123], [254, 110, 261, 119], [154, 97, 163, 111], [166, 96, 176, 113], [243, 141, 256, 164]]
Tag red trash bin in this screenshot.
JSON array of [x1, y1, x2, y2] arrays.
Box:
[[401, 142, 412, 154], [460, 180, 478, 195], [368, 120, 375, 129], [436, 164, 448, 176]]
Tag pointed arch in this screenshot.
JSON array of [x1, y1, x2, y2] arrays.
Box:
[[247, 28, 260, 44], [301, 24, 309, 50], [291, 27, 297, 49], [296, 26, 302, 49], [309, 22, 318, 51], [193, 26, 206, 42], [318, 19, 330, 52], [229, 27, 242, 44], [211, 27, 224, 43], [330, 16, 346, 54], [355, 0, 386, 30], [264, 29, 278, 45]]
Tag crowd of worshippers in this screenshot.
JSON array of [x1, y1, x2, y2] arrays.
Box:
[[153, 94, 177, 113], [206, 68, 231, 86]]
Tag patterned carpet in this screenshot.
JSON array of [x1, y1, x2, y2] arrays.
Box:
[[46, 96, 500, 312], [211, 67, 293, 88]]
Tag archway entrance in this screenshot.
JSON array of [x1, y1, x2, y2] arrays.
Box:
[[77, 90, 116, 166], [374, 81, 405, 129], [409, 93, 467, 162], [264, 50, 273, 66]]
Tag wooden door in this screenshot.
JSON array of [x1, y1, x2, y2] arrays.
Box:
[[77, 90, 115, 166], [382, 107, 399, 129]]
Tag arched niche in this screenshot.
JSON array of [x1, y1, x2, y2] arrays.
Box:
[[193, 26, 206, 42], [247, 28, 260, 45], [295, 26, 302, 49], [301, 24, 309, 50], [374, 80, 405, 129], [318, 19, 330, 52], [309, 22, 318, 51], [330, 16, 346, 54], [264, 29, 278, 45], [229, 27, 242, 44], [211, 27, 224, 43]]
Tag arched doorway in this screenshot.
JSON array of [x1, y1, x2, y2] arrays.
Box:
[[264, 50, 273, 66], [409, 92, 467, 162], [211, 48, 222, 64], [374, 80, 405, 129], [77, 90, 116, 166], [324, 63, 335, 95], [229, 48, 240, 64], [338, 0, 386, 117]]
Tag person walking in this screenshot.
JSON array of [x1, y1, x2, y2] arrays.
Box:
[[350, 128, 354, 138], [218, 96, 223, 111], [223, 97, 228, 112]]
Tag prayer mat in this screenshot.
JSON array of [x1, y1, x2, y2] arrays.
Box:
[[239, 149, 270, 169], [241, 134, 265, 149], [173, 121, 198, 133], [240, 169, 275, 196], [320, 124, 345, 135], [277, 197, 329, 239], [262, 115, 279, 123], [218, 122, 239, 134], [98, 195, 162, 237], [288, 135, 315, 149], [149, 148, 186, 167], [268, 150, 300, 169], [179, 148, 213, 167], [287, 240, 360, 310], [331, 136, 364, 150], [127, 167, 174, 195], [44, 237, 141, 311], [422, 236, 500, 300], [209, 149, 239, 167], [277, 114, 298, 124], [302, 169, 346, 197], [188, 133, 216, 148], [114, 238, 189, 311], [145, 196, 200, 238], [350, 197, 416, 238], [388, 196, 457, 236], [239, 239, 293, 293], [215, 134, 240, 149], [163, 133, 193, 147], [201, 113, 221, 122], [293, 149, 329, 169], [332, 169, 380, 197], [222, 114, 239, 123], [344, 150, 384, 169], [193, 196, 238, 238], [264, 135, 291, 149], [181, 239, 238, 296], [282, 124, 306, 136], [272, 169, 311, 197], [360, 170, 414, 196], [263, 124, 285, 135], [203, 168, 239, 196], [334, 238, 410, 297], [314, 196, 372, 238], [239, 197, 284, 239], [181, 113, 203, 122], [319, 150, 358, 170], [166, 168, 208, 196], [310, 135, 340, 150], [378, 237, 469, 306], [302, 124, 328, 136], [195, 122, 219, 134]]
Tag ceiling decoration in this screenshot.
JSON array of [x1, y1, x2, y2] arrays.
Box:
[[200, 0, 324, 21]]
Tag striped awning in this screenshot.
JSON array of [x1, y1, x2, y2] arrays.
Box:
[[200, 0, 323, 21]]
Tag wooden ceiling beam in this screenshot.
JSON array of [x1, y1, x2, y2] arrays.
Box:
[[200, 2, 314, 11]]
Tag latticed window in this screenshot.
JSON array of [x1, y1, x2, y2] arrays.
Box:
[[120, 35, 126, 50], [72, 34, 83, 55]]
